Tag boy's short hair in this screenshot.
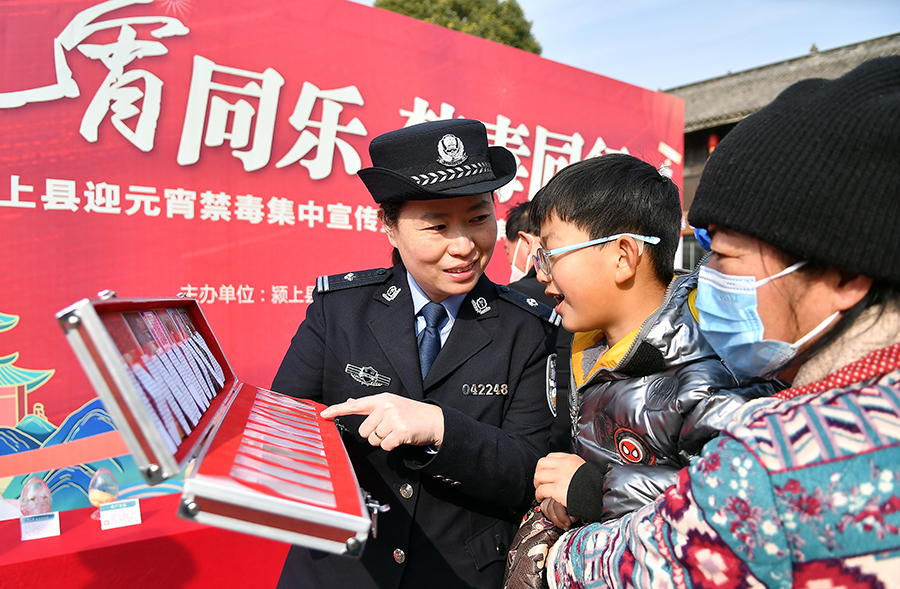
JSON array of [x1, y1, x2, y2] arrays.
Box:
[[530, 154, 682, 285], [505, 200, 540, 241]]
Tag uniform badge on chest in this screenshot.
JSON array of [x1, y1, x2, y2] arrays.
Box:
[[382, 285, 401, 302], [546, 354, 557, 417], [471, 297, 491, 315], [345, 364, 391, 387]]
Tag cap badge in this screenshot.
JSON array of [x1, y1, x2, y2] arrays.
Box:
[[472, 297, 491, 315], [437, 133, 467, 166], [346, 364, 391, 387], [382, 285, 401, 302]]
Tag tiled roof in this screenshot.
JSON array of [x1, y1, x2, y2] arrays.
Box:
[[665, 34, 900, 132]]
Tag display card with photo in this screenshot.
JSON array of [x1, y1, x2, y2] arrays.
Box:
[[165, 308, 217, 401], [139, 310, 209, 418], [123, 312, 199, 432], [100, 313, 180, 453], [154, 310, 210, 403], [177, 308, 226, 387]]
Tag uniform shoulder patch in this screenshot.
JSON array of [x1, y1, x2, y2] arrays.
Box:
[[495, 285, 562, 326], [316, 268, 393, 293]]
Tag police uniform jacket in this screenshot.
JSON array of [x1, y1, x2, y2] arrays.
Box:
[[272, 263, 559, 589], [509, 267, 573, 453]]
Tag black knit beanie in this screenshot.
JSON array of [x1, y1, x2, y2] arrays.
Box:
[[688, 56, 900, 284]]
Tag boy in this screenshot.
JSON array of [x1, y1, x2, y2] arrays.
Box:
[[527, 154, 779, 527]]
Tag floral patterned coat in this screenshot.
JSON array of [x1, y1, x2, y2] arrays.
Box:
[[547, 342, 900, 588]]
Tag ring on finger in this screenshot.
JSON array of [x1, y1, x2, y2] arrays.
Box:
[[373, 431, 384, 440]]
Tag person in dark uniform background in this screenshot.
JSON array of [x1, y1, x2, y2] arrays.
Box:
[[504, 200, 572, 453], [271, 119, 560, 589]]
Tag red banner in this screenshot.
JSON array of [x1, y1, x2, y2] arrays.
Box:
[[1, 0, 682, 462]]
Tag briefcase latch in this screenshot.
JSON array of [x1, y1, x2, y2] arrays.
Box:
[[365, 493, 390, 539]]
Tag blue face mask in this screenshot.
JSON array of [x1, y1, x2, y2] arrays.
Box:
[[696, 262, 839, 381]]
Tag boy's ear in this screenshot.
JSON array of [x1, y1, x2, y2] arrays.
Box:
[[516, 231, 537, 250], [613, 236, 641, 285]]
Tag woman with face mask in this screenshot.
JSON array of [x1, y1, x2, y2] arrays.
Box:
[[545, 56, 900, 587]]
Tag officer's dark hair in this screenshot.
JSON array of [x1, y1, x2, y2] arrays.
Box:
[[380, 200, 406, 265], [529, 154, 681, 285], [505, 200, 540, 241]]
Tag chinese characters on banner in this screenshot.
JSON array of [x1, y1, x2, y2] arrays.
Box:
[[0, 0, 683, 426]]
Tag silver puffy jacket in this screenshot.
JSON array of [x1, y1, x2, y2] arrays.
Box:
[[566, 263, 783, 522]]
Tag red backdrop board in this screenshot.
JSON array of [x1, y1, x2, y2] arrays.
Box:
[[0, 0, 683, 505]]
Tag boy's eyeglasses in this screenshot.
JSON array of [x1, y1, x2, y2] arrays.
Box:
[[532, 233, 661, 277]]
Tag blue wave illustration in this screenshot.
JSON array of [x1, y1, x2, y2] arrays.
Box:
[[2, 398, 181, 511]]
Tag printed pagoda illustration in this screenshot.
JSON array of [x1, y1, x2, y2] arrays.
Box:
[[0, 313, 54, 427]]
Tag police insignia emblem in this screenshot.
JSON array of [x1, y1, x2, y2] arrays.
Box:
[[436, 133, 467, 166], [382, 285, 401, 302], [344, 272, 357, 281], [546, 354, 557, 417], [526, 298, 539, 307], [471, 297, 491, 315], [614, 428, 656, 465], [345, 364, 391, 387]]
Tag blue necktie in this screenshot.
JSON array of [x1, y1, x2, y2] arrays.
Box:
[[418, 302, 447, 379]]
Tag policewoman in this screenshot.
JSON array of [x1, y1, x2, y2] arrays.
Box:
[[272, 119, 560, 589]]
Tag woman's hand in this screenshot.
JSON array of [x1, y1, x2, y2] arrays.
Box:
[[320, 393, 445, 451], [540, 497, 578, 531]]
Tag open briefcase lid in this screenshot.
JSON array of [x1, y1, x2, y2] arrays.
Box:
[[56, 291, 374, 556]]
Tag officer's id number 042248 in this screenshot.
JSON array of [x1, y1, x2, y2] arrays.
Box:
[[462, 383, 508, 396]]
